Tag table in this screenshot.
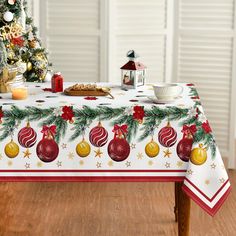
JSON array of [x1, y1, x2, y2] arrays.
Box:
[[0, 82, 231, 235]]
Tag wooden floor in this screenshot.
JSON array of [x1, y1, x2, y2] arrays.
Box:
[[0, 171, 235, 236]]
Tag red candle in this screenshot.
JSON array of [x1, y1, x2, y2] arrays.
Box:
[[51, 72, 63, 93]]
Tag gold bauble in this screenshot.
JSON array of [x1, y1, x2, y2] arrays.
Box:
[[76, 139, 91, 158], [27, 61, 33, 71], [29, 39, 36, 48], [4, 140, 20, 158], [190, 144, 207, 165], [145, 139, 160, 158]]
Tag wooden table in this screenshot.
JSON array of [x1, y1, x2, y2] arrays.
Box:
[[175, 182, 191, 236]]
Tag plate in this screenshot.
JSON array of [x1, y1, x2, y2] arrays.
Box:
[[147, 96, 178, 104]]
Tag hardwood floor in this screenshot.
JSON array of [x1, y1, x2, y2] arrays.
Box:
[[0, 171, 235, 236]]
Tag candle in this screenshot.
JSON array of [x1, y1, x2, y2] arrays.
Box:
[[12, 87, 28, 100]]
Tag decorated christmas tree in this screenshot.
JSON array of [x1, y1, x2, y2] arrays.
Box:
[[0, 0, 49, 83]]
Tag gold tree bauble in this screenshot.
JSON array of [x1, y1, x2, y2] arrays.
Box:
[[27, 61, 33, 71], [4, 140, 20, 158], [29, 39, 37, 48], [76, 139, 91, 158], [190, 144, 207, 165], [145, 139, 160, 158]]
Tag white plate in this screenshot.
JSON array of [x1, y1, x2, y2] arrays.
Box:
[[147, 96, 178, 104]]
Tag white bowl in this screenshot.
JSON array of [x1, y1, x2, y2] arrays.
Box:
[[153, 83, 183, 100]]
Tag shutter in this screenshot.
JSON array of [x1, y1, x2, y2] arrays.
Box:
[[41, 0, 101, 82], [174, 0, 236, 165], [110, 0, 168, 83]]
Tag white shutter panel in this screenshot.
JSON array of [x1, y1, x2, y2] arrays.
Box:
[[174, 0, 236, 166], [41, 0, 101, 82], [110, 0, 168, 83]]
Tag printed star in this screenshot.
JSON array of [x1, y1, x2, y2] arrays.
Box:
[[219, 178, 225, 184], [126, 161, 131, 167], [94, 149, 103, 158], [137, 152, 143, 160], [96, 162, 102, 168], [0, 154, 3, 160], [25, 163, 30, 169], [148, 160, 154, 166], [177, 161, 183, 167], [68, 152, 74, 160], [23, 149, 31, 158], [37, 103, 43, 107], [8, 161, 13, 167], [165, 162, 171, 168], [210, 163, 216, 169], [57, 161, 62, 167], [131, 143, 136, 149], [61, 143, 67, 149], [187, 169, 193, 175], [205, 179, 210, 185], [108, 161, 113, 167], [163, 149, 172, 158], [79, 160, 84, 166], [37, 162, 43, 168]]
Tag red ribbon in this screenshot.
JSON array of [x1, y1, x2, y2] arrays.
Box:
[[41, 125, 57, 138], [112, 124, 128, 138], [182, 125, 197, 135]]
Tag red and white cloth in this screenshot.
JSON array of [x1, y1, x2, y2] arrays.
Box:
[[0, 82, 231, 216]]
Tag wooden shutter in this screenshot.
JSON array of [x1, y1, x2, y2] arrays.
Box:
[[40, 0, 101, 82], [174, 0, 236, 167], [110, 0, 168, 83]]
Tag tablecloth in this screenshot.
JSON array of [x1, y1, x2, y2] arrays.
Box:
[[0, 82, 231, 216]]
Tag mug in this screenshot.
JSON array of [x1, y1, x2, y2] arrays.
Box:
[[153, 83, 183, 100]]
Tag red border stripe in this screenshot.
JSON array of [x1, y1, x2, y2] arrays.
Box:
[[185, 178, 229, 202], [182, 184, 231, 216], [0, 169, 186, 173], [0, 176, 185, 182]]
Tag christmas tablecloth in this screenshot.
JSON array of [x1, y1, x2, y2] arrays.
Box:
[[0, 82, 231, 216]]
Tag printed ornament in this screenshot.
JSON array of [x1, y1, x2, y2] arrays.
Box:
[[190, 144, 207, 165], [177, 125, 197, 162], [89, 121, 108, 147], [145, 138, 160, 158], [36, 125, 59, 163], [18, 122, 37, 149], [4, 139, 19, 158], [108, 124, 130, 162], [76, 138, 91, 158], [158, 121, 177, 147]]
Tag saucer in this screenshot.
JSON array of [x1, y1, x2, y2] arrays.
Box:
[[147, 96, 178, 104]]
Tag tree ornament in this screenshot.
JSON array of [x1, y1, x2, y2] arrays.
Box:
[[3, 11, 14, 22], [176, 125, 196, 162], [89, 121, 108, 147], [190, 144, 207, 165], [0, 107, 3, 124], [145, 138, 160, 158], [4, 139, 19, 158], [76, 138, 91, 158], [29, 39, 37, 48], [27, 61, 33, 71], [108, 124, 130, 162], [36, 125, 59, 163], [133, 105, 145, 123], [18, 122, 37, 149], [8, 0, 16, 5], [158, 121, 177, 147]]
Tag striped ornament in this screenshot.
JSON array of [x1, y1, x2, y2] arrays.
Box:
[[18, 125, 37, 148], [89, 122, 108, 147], [158, 122, 177, 148]]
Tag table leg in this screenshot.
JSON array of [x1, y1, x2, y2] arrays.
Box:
[[176, 182, 191, 236], [174, 182, 179, 222]]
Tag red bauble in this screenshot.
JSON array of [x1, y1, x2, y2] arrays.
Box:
[[177, 136, 193, 162], [36, 138, 59, 163], [18, 123, 37, 148], [89, 122, 108, 147], [158, 122, 177, 147], [108, 138, 130, 162]]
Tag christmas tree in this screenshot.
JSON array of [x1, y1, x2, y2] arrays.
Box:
[[0, 0, 49, 82]]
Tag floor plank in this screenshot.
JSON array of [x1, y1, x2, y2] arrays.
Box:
[[0, 170, 235, 236]]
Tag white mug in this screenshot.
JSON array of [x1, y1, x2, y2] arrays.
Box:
[[153, 83, 183, 100]]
